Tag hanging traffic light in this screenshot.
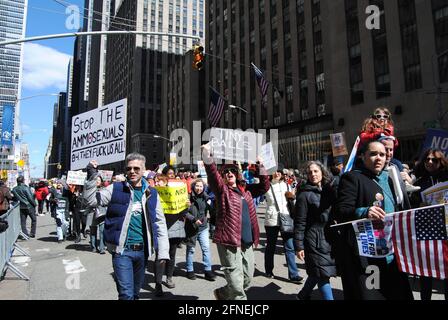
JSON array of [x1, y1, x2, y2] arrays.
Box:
[[192, 44, 204, 70]]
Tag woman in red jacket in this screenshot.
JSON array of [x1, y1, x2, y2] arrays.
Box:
[[202, 144, 270, 300], [34, 180, 49, 216]]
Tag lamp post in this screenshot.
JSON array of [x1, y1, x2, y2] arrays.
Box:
[[229, 104, 248, 114]]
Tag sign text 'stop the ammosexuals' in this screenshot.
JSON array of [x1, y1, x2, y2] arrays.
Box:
[[71, 99, 127, 170]]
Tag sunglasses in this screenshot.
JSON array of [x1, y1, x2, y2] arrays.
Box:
[[222, 168, 238, 175], [126, 166, 141, 172], [373, 114, 390, 120], [425, 157, 440, 164]]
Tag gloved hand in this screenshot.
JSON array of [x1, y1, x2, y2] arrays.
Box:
[[0, 220, 8, 233]]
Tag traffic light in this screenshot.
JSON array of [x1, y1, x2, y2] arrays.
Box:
[[192, 44, 204, 70]]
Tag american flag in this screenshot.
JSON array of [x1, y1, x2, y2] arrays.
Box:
[[251, 62, 269, 98], [208, 87, 226, 127], [392, 205, 448, 279]]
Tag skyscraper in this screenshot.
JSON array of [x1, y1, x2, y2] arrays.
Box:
[[0, 0, 28, 168]]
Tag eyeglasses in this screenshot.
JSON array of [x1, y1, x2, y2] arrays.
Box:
[[373, 114, 390, 120], [425, 157, 440, 164], [126, 166, 141, 172], [222, 168, 238, 175]]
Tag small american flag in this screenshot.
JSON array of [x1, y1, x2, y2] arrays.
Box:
[[251, 62, 269, 98], [208, 87, 226, 127], [392, 205, 448, 279]]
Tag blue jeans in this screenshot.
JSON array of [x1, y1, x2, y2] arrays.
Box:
[[300, 276, 334, 300], [264, 226, 299, 279], [112, 248, 146, 300], [186, 227, 212, 272], [90, 223, 105, 251]]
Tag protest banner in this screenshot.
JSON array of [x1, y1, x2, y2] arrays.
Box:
[[155, 184, 189, 214], [70, 99, 127, 170], [1, 105, 14, 146], [260, 142, 277, 171], [343, 136, 361, 173], [421, 182, 448, 205], [99, 170, 114, 182], [352, 217, 394, 258], [67, 171, 87, 185], [209, 128, 263, 163], [421, 128, 448, 157], [330, 133, 349, 157]]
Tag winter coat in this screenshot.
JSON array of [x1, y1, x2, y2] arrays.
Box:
[[264, 180, 290, 227], [184, 188, 211, 246], [12, 183, 36, 210], [294, 183, 337, 278], [35, 185, 49, 201], [205, 162, 270, 248]]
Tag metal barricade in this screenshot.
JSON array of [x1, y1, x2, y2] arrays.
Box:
[[0, 205, 30, 281]]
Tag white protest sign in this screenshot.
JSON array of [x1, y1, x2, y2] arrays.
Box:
[[70, 99, 127, 170], [260, 142, 276, 171], [352, 218, 394, 258], [99, 170, 114, 182], [209, 128, 263, 163], [157, 163, 167, 174], [67, 171, 87, 185], [197, 160, 207, 177]]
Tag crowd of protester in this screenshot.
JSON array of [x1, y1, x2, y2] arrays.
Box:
[[1, 107, 447, 301]]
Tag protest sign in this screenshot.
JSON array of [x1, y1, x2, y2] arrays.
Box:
[[260, 142, 277, 171], [343, 136, 361, 173], [352, 217, 394, 258], [157, 163, 167, 174], [421, 182, 448, 205], [67, 171, 87, 185], [155, 184, 189, 214], [421, 129, 448, 157], [70, 99, 127, 170], [197, 160, 207, 177], [209, 128, 263, 163], [99, 170, 114, 182], [330, 133, 348, 157]]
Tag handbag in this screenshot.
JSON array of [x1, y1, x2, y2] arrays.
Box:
[[270, 184, 294, 233]]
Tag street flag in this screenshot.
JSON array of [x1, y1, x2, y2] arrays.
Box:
[[251, 62, 269, 98], [208, 87, 225, 127], [1, 105, 14, 146], [392, 205, 448, 279], [343, 136, 361, 173]]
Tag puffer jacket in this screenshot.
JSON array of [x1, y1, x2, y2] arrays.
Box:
[[294, 183, 337, 278], [205, 162, 270, 248], [264, 180, 289, 227]]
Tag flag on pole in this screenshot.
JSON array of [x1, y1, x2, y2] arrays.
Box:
[[251, 62, 269, 98], [343, 136, 361, 173], [208, 87, 226, 127], [392, 205, 448, 279]]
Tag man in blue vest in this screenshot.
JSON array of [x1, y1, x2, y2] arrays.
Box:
[[82, 153, 170, 300]]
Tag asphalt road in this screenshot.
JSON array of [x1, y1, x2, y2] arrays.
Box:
[[0, 203, 444, 300]]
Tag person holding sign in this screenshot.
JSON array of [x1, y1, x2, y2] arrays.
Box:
[[81, 154, 170, 300], [201, 144, 270, 300], [335, 141, 413, 300]]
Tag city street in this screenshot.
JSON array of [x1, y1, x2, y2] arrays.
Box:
[[0, 203, 444, 300]]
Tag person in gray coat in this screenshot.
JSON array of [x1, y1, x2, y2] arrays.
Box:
[[82, 154, 170, 300], [12, 176, 37, 238], [294, 161, 337, 300]]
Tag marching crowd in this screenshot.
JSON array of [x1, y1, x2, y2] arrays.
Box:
[[1, 107, 447, 301]]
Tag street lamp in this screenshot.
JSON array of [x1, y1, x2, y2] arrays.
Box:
[[229, 104, 248, 113], [153, 134, 172, 143]]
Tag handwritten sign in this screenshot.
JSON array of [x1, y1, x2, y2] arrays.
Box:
[[155, 185, 189, 214], [99, 170, 114, 182], [330, 132, 348, 157], [70, 99, 127, 170], [209, 128, 263, 163], [67, 171, 87, 185]]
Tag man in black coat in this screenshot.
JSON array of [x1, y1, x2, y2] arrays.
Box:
[[12, 176, 37, 238]]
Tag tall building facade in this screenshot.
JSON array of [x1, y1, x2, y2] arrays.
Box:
[[0, 0, 28, 168], [49, 92, 68, 177], [206, 0, 448, 167], [104, 0, 205, 170]]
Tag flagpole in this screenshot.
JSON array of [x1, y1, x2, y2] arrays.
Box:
[[330, 203, 447, 228]]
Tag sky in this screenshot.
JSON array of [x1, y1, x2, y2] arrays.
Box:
[[21, 0, 84, 178]]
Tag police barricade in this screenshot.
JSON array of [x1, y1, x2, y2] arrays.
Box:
[[0, 204, 30, 281]]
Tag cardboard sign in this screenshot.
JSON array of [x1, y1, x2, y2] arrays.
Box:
[[70, 99, 127, 170], [99, 170, 114, 182], [67, 171, 87, 185], [155, 185, 189, 214], [330, 133, 348, 157], [209, 128, 263, 163]]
